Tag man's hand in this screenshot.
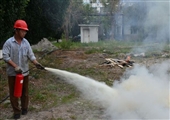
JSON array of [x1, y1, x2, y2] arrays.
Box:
[[15, 66, 22, 73], [35, 63, 44, 69]]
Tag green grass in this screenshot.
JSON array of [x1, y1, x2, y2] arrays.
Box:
[[61, 93, 77, 103], [53, 40, 170, 57], [54, 40, 143, 55]]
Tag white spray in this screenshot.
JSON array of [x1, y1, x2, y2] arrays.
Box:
[[45, 60, 170, 119], [45, 67, 118, 108]]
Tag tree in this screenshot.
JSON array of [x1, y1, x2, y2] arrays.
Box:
[[0, 0, 29, 48], [62, 0, 85, 40], [122, 2, 147, 40], [25, 0, 69, 44], [63, 0, 111, 40], [103, 0, 120, 39], [89, 0, 120, 40]]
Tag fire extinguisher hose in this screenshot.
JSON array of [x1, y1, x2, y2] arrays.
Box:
[[22, 66, 36, 74], [0, 95, 9, 104]]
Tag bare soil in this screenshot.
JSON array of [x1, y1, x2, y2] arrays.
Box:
[[0, 49, 169, 120]]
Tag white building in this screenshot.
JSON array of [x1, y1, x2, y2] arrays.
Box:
[[79, 24, 99, 43]]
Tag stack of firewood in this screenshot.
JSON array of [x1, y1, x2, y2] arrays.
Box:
[[101, 56, 135, 68]]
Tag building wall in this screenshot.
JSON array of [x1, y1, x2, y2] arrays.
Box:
[[89, 27, 98, 42], [79, 25, 99, 43], [83, 0, 107, 13]]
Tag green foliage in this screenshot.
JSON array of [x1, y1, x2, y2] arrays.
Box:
[[63, 0, 99, 39], [0, 0, 70, 46], [123, 2, 147, 40], [0, 0, 29, 48], [59, 40, 72, 50], [25, 0, 70, 44], [56, 34, 73, 49]]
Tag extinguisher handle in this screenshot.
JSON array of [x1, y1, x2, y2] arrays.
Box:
[[15, 66, 23, 73], [22, 66, 46, 74]]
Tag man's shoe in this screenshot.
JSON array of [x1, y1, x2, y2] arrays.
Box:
[[22, 109, 28, 115], [13, 114, 20, 119]]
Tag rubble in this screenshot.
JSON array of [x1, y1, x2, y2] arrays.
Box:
[[31, 38, 58, 52]]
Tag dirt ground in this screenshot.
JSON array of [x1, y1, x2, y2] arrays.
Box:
[[0, 49, 169, 120]]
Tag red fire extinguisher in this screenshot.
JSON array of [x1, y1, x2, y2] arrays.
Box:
[[14, 73, 24, 98]]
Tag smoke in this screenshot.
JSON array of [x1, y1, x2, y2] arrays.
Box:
[[110, 60, 170, 119], [143, 1, 169, 43], [46, 61, 170, 119], [121, 0, 170, 53]]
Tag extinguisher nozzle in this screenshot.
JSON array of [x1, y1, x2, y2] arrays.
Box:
[[40, 66, 45, 70], [39, 66, 46, 71]]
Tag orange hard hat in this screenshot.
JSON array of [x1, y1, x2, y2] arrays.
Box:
[[14, 20, 29, 31]]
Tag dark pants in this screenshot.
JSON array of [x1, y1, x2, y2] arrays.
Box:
[[8, 75, 29, 114]]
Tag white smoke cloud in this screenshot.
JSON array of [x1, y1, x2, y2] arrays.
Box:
[[106, 1, 170, 118], [109, 60, 170, 119], [121, 0, 169, 53], [144, 1, 169, 42], [46, 61, 170, 119]]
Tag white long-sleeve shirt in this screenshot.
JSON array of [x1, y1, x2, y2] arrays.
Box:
[[2, 36, 36, 76]]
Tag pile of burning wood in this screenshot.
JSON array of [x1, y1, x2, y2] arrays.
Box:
[[101, 56, 135, 69]]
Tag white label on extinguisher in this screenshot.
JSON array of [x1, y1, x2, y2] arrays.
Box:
[[20, 80, 23, 84]]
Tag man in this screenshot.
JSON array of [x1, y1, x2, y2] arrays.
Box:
[[2, 19, 44, 119]]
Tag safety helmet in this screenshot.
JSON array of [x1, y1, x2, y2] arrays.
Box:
[[14, 20, 29, 31]]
